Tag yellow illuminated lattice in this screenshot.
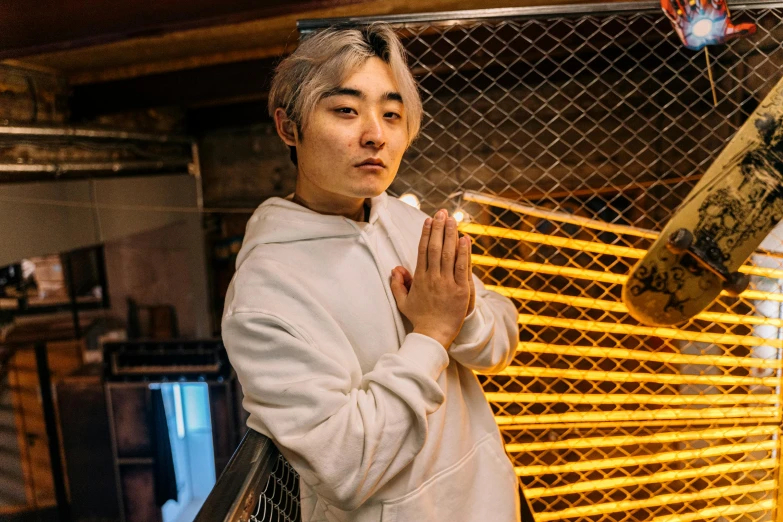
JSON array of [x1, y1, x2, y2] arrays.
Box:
[[454, 190, 783, 521]]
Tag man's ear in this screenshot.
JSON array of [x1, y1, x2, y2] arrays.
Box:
[[273, 108, 298, 147]]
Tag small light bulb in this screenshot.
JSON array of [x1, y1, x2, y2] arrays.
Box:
[[453, 210, 466, 223], [692, 18, 714, 38], [399, 193, 421, 209]]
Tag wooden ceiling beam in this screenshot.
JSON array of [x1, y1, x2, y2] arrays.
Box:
[[0, 0, 367, 61], [13, 0, 635, 85]]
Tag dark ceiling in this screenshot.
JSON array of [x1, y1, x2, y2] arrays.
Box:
[[69, 56, 279, 131], [0, 0, 364, 59], [2, 0, 637, 130]]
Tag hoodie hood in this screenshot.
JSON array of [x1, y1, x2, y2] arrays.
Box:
[[236, 192, 397, 269]]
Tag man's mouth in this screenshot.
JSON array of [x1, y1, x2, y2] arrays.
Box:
[[355, 158, 386, 168]]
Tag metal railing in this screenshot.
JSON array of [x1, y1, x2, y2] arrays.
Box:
[[0, 123, 196, 184], [195, 429, 300, 522]]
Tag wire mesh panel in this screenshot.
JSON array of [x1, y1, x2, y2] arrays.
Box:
[[250, 453, 301, 522], [385, 6, 783, 522], [195, 429, 301, 522]]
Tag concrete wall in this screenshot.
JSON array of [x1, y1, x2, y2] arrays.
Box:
[[1, 180, 97, 266], [2, 176, 195, 256], [103, 214, 212, 338], [0, 174, 212, 336]]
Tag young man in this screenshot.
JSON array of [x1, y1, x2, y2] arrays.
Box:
[[222, 23, 532, 521]]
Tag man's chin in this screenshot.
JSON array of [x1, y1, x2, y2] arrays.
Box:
[[359, 189, 387, 198], [351, 181, 394, 199]]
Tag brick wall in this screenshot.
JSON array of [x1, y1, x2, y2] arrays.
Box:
[[0, 64, 68, 125]]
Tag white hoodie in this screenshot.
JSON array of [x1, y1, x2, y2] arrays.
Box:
[[222, 191, 522, 522]]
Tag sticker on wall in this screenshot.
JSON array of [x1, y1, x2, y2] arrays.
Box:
[[661, 0, 756, 104]]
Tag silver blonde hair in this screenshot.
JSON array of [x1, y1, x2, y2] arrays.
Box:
[[268, 23, 422, 147]]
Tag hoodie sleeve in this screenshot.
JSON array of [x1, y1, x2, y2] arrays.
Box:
[[222, 309, 449, 512], [448, 274, 519, 374]]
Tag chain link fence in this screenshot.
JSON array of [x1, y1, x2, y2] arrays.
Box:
[[251, 453, 301, 522], [379, 5, 783, 521]]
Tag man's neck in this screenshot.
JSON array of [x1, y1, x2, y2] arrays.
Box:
[[292, 190, 368, 222]]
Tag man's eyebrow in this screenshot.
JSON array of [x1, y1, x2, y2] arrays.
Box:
[[322, 88, 404, 104], [384, 92, 404, 104], [323, 87, 364, 99]]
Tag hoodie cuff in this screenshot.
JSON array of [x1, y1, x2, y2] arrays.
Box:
[[398, 333, 450, 380], [453, 304, 486, 346]]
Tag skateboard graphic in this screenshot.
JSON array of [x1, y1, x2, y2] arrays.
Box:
[[623, 76, 783, 326]]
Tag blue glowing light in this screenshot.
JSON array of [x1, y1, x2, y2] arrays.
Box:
[[684, 15, 728, 50], [692, 18, 714, 37]]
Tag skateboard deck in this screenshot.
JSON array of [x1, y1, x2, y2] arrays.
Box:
[[622, 76, 783, 326]]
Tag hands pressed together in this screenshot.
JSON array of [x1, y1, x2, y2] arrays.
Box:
[[390, 209, 476, 349]]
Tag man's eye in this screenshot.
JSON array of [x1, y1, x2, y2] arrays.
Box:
[[335, 107, 357, 115], [385, 112, 402, 119]]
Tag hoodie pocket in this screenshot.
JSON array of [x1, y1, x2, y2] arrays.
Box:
[[380, 435, 519, 522]]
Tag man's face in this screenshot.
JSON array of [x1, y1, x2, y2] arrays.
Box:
[[293, 57, 409, 202]]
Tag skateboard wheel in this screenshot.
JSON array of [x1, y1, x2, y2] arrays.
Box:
[[723, 272, 750, 296], [667, 228, 693, 255]]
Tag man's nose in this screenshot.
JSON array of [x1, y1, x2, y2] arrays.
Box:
[[361, 113, 385, 149]]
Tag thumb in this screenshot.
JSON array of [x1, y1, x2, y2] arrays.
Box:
[[390, 269, 408, 308], [397, 266, 413, 291]]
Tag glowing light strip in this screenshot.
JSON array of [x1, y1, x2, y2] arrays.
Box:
[[462, 224, 783, 279], [505, 425, 778, 453], [523, 459, 777, 499], [517, 314, 783, 348], [515, 342, 783, 370], [498, 365, 781, 387], [472, 254, 627, 283], [461, 190, 659, 238], [730, 288, 783, 301], [499, 418, 779, 431], [493, 285, 629, 311], [458, 222, 644, 257], [488, 392, 780, 406], [741, 265, 783, 278], [472, 254, 783, 302], [513, 440, 776, 476], [652, 499, 775, 522], [495, 407, 779, 426], [535, 481, 776, 522], [491, 285, 783, 328], [464, 192, 783, 271]]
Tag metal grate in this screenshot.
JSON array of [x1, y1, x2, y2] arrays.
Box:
[[251, 453, 301, 522], [381, 6, 783, 522]]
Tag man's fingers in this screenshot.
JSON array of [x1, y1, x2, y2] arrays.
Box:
[[428, 209, 446, 275], [390, 269, 408, 309], [415, 218, 432, 277], [465, 235, 473, 285], [441, 217, 458, 276], [455, 234, 473, 284], [455, 235, 470, 284], [397, 266, 413, 291]]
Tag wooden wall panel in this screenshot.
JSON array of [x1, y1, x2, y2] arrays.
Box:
[[119, 465, 162, 522], [57, 379, 121, 521], [109, 386, 152, 459], [7, 340, 83, 508]]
